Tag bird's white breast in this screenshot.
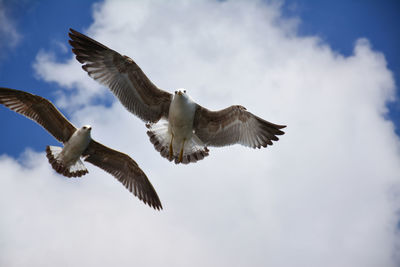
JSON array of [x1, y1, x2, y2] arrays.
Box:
[[168, 94, 196, 140], [61, 129, 91, 165]]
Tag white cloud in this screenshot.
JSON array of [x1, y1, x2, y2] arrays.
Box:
[[0, 1, 21, 56], [1, 0, 400, 266], [33, 51, 105, 110]]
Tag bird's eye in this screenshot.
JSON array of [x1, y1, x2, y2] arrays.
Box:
[[175, 91, 177, 94], [83, 126, 87, 129], [184, 90, 186, 93]]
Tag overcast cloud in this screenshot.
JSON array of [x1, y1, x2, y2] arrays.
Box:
[[1, 0, 400, 266]]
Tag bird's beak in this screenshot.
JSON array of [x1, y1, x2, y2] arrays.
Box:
[[177, 91, 183, 96]]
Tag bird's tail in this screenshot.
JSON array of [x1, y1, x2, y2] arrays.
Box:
[[46, 146, 88, 177], [146, 121, 209, 164]]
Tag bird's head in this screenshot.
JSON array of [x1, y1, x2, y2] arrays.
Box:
[[81, 125, 92, 132], [77, 125, 92, 140], [174, 88, 187, 97]]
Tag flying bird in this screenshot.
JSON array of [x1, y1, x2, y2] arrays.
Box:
[[0, 87, 162, 210], [69, 28, 286, 164]]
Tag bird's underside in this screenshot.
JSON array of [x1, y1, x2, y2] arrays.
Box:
[[146, 120, 210, 164], [69, 28, 286, 165]]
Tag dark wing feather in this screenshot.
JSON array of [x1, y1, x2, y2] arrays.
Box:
[[193, 104, 286, 148], [0, 87, 76, 142], [83, 140, 162, 210], [68, 28, 172, 123]]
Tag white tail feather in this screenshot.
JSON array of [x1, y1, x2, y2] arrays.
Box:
[[146, 121, 209, 164], [46, 146, 88, 177]]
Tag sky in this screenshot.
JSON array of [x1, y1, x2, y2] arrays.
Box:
[[0, 0, 399, 266]]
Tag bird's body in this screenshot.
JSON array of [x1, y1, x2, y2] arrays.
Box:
[[46, 125, 92, 176], [168, 90, 196, 141], [69, 28, 286, 164], [167, 90, 199, 162], [145, 89, 210, 164], [63, 126, 92, 160], [0, 87, 162, 210]]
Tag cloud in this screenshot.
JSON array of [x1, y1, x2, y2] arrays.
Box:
[[0, 1, 21, 57], [1, 0, 399, 266]]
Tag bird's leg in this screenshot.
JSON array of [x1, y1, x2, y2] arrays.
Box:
[[169, 133, 174, 160], [178, 138, 186, 163]]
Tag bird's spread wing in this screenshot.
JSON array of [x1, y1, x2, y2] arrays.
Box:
[[0, 87, 76, 143], [69, 28, 172, 123], [83, 140, 162, 210], [193, 105, 286, 148]]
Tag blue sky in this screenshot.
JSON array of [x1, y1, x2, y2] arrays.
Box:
[[0, 0, 94, 156], [0, 0, 399, 157], [1, 1, 400, 266], [282, 0, 400, 125]]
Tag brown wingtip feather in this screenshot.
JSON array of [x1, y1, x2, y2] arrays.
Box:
[[122, 167, 163, 211], [68, 28, 110, 54], [68, 28, 86, 40], [250, 117, 286, 149], [154, 203, 163, 210], [82, 141, 163, 210], [152, 201, 163, 211]]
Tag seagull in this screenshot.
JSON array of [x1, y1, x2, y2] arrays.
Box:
[[0, 87, 162, 210], [69, 28, 286, 164]]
